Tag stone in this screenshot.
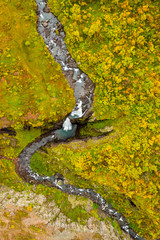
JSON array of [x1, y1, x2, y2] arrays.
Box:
[[42, 21, 48, 27]]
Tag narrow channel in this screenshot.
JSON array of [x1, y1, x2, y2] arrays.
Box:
[[15, 1, 144, 239]]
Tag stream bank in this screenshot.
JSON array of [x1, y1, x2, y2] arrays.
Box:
[[0, 185, 132, 240], [14, 1, 144, 239]]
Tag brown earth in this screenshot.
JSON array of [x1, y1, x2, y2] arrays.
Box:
[[0, 185, 132, 240]]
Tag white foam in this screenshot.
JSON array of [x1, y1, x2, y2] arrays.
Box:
[[40, 13, 44, 20], [122, 225, 129, 233], [135, 234, 140, 239], [63, 66, 72, 71], [76, 73, 85, 84], [50, 39, 56, 47], [119, 217, 123, 222], [63, 118, 72, 131], [80, 73, 85, 79], [79, 189, 84, 192], [77, 79, 82, 83], [74, 68, 79, 72], [71, 100, 83, 117], [61, 61, 65, 66], [108, 209, 114, 214], [61, 61, 73, 71]]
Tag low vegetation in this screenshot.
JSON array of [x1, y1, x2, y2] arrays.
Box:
[[0, 0, 159, 239]]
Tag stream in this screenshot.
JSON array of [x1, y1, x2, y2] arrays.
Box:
[[15, 1, 144, 239]]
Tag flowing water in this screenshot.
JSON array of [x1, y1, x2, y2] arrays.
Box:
[[15, 1, 144, 239]]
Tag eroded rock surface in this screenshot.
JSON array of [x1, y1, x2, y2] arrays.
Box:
[[0, 185, 132, 240]]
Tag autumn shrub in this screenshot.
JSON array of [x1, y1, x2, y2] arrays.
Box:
[[0, 0, 160, 239], [0, 0, 75, 130], [45, 0, 160, 238]]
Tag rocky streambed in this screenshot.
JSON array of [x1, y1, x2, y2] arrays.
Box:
[[15, 0, 144, 239], [0, 185, 132, 240]]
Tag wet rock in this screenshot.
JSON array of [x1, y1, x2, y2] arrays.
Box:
[[43, 5, 50, 13], [13, 1, 145, 239], [44, 28, 50, 38], [42, 21, 48, 27]]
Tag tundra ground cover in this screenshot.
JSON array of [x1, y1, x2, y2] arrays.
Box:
[[0, 0, 160, 239], [0, 0, 75, 129]]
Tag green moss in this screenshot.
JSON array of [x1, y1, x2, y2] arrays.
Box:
[[79, 119, 114, 137], [1, 0, 160, 239], [0, 0, 75, 129], [51, 190, 88, 223], [93, 203, 99, 210], [63, 204, 87, 223], [30, 152, 53, 177], [110, 218, 122, 236], [90, 209, 100, 220], [15, 128, 41, 153]]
